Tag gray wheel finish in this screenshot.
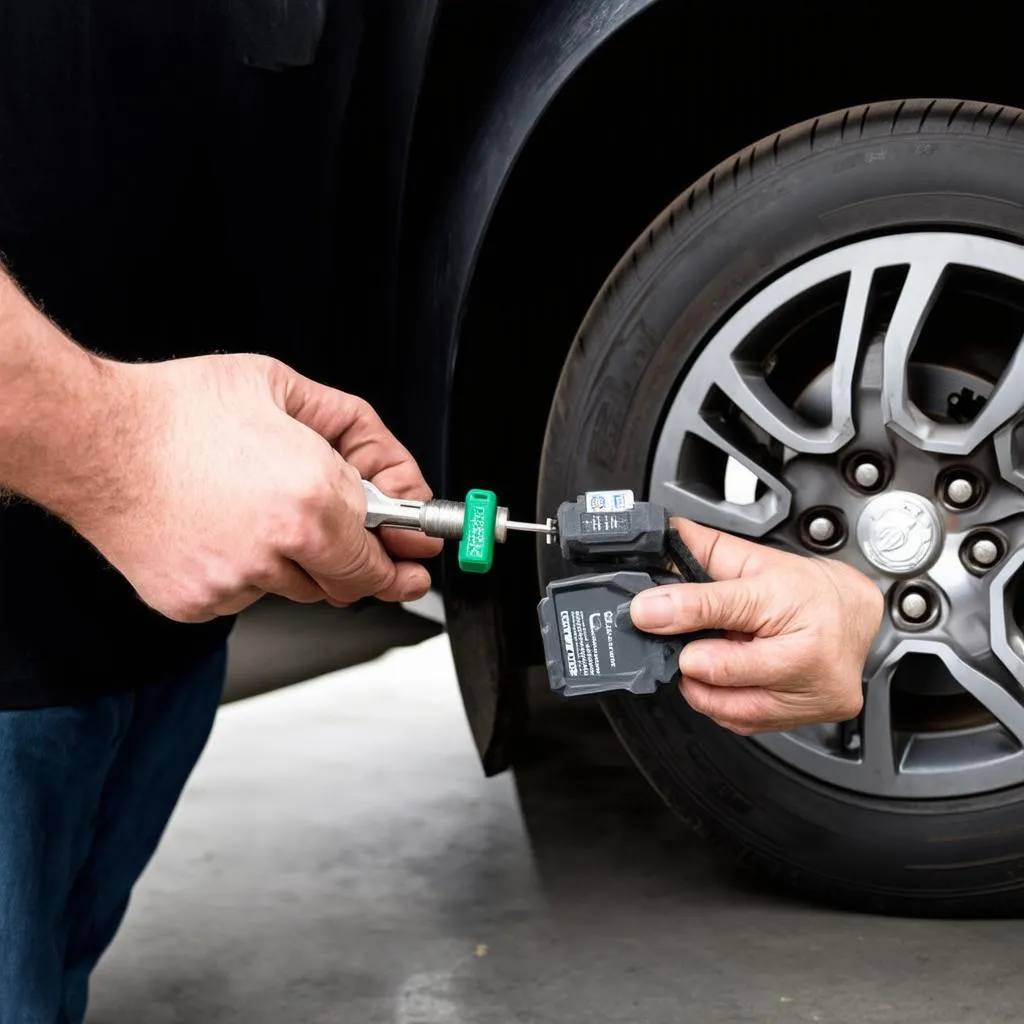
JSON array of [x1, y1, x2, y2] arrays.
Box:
[[650, 232, 1024, 799]]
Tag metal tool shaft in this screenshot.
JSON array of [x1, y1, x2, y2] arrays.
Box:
[[505, 519, 557, 538], [362, 480, 556, 544], [363, 480, 463, 537]]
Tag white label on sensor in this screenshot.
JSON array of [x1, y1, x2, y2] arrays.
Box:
[[583, 489, 634, 513]]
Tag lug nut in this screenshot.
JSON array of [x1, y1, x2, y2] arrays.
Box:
[[807, 515, 837, 544], [899, 590, 930, 622], [801, 508, 845, 550], [892, 582, 938, 628], [962, 532, 1003, 573], [969, 537, 999, 567], [945, 476, 975, 507], [852, 458, 882, 491]]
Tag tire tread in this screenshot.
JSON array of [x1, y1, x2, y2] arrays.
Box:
[[590, 99, 1024, 335]]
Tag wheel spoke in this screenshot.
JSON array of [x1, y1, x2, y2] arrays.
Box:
[[938, 646, 1024, 748], [862, 636, 1024, 784], [894, 638, 1024, 748], [971, 338, 1024, 450], [650, 414, 791, 537], [830, 265, 874, 446], [859, 658, 898, 784], [988, 547, 1024, 688], [715, 362, 850, 456], [881, 259, 948, 449], [994, 413, 1024, 494], [883, 246, 1024, 454], [712, 268, 869, 455]]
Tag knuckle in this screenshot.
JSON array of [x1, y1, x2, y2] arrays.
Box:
[[369, 557, 398, 594], [384, 464, 432, 501], [204, 563, 249, 604], [164, 584, 214, 623], [232, 352, 285, 395], [721, 721, 754, 737], [289, 462, 339, 521], [858, 578, 885, 627], [256, 354, 288, 383], [720, 708, 758, 732], [729, 691, 777, 732], [346, 394, 373, 420], [680, 681, 714, 719], [836, 681, 865, 721], [249, 556, 283, 587], [705, 654, 740, 688], [344, 540, 376, 587], [697, 657, 721, 686], [838, 699, 864, 724], [166, 603, 200, 623], [187, 548, 263, 606], [345, 540, 395, 597], [714, 581, 761, 632], [339, 460, 365, 499], [160, 597, 196, 623], [298, 467, 336, 510], [274, 508, 316, 557], [693, 587, 720, 627], [693, 589, 713, 624]]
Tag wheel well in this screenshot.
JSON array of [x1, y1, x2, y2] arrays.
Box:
[[445, 1, 1024, 765]]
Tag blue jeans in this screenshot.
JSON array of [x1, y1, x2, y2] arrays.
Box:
[[0, 649, 227, 1024]]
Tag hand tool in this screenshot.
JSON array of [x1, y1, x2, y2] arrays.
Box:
[[362, 481, 712, 697], [361, 480, 555, 573]]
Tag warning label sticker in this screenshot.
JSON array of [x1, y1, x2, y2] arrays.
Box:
[[558, 607, 618, 678]]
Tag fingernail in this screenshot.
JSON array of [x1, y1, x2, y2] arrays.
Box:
[[680, 648, 710, 679], [631, 592, 675, 629]]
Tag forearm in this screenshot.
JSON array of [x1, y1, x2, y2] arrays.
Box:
[[0, 270, 132, 521]]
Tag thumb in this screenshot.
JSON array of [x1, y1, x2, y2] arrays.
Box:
[[630, 578, 767, 636]]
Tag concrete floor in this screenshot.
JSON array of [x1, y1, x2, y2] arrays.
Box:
[[87, 628, 1024, 1024]]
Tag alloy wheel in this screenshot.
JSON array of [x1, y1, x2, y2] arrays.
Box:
[[651, 232, 1024, 799]]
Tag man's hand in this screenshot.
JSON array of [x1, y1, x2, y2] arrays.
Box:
[[630, 518, 883, 735], [0, 271, 439, 623], [67, 354, 441, 623]]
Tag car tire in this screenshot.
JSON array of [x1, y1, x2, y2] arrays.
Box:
[[537, 99, 1024, 916]]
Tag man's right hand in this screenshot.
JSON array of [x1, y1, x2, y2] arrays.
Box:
[[630, 518, 883, 735], [66, 354, 442, 623], [0, 270, 439, 623]]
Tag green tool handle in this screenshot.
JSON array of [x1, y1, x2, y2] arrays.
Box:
[[457, 489, 499, 573], [362, 480, 502, 573]]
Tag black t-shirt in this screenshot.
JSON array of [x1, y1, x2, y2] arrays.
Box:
[[0, 0, 364, 706]]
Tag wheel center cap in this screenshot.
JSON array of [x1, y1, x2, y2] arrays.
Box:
[[856, 490, 943, 576]]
